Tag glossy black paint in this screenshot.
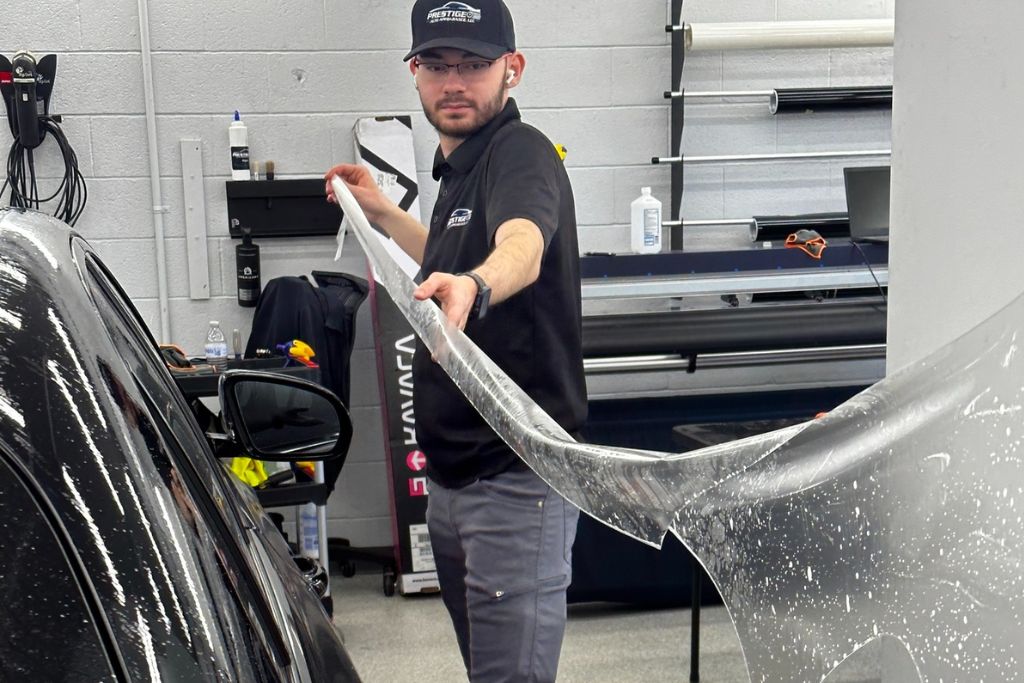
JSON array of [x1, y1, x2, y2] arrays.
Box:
[[0, 208, 360, 682]]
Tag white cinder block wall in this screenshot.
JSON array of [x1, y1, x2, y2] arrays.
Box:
[[3, 0, 894, 547]]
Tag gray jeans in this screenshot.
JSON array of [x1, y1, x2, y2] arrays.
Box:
[[426, 464, 580, 682]]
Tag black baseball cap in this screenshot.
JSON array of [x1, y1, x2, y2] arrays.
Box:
[[404, 0, 516, 61]]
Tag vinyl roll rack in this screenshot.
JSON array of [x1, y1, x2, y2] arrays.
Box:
[[660, 2, 895, 250], [652, 11, 893, 678]]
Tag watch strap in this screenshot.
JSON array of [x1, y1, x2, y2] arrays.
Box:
[[457, 271, 490, 320]]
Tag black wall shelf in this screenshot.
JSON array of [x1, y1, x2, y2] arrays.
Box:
[[226, 179, 344, 239]]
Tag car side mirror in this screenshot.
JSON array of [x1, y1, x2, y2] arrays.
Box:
[[218, 370, 352, 462]]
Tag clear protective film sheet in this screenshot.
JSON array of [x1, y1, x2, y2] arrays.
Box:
[[331, 179, 1023, 683]]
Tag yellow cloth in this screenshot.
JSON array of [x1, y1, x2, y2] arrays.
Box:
[[230, 456, 269, 487]]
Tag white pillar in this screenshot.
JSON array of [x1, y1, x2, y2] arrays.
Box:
[[883, 2, 1024, 679], [887, 0, 1024, 373]]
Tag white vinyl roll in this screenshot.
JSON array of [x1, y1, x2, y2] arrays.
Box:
[[686, 19, 895, 51]]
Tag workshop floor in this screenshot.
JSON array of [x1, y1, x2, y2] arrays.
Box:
[[331, 571, 883, 683]]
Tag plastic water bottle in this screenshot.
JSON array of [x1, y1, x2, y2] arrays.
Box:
[[205, 321, 229, 371], [630, 187, 663, 254]]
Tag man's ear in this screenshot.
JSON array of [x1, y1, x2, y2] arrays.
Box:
[[505, 52, 526, 88], [410, 60, 420, 90]]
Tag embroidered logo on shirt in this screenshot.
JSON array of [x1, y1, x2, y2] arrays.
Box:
[[446, 208, 473, 230], [427, 2, 481, 24]]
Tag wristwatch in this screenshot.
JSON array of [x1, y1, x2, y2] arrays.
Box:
[[458, 271, 491, 321]]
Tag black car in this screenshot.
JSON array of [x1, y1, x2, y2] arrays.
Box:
[[0, 208, 361, 681]]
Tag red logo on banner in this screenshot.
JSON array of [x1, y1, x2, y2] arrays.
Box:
[[406, 450, 427, 472], [408, 477, 428, 497]]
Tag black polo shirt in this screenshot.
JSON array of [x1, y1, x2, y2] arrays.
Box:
[[414, 98, 587, 489]]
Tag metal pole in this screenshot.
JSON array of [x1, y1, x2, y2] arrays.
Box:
[[663, 218, 755, 228], [316, 461, 330, 601], [581, 266, 889, 300], [665, 87, 894, 116], [654, 149, 891, 165], [665, 89, 775, 100], [583, 345, 888, 374], [137, 0, 171, 342], [668, 0, 685, 250]]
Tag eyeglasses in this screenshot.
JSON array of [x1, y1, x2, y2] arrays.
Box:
[[413, 58, 499, 83]]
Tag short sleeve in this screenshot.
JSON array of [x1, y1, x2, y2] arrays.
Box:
[[483, 125, 561, 250]]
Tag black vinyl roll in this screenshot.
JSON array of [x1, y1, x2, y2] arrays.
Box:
[[750, 212, 851, 242], [582, 301, 886, 358], [770, 86, 893, 115]]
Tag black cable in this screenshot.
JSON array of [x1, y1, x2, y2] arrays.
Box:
[[27, 147, 38, 209], [3, 116, 87, 225], [851, 240, 888, 303], [40, 120, 87, 223]]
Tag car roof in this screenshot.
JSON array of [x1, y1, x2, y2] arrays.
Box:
[[0, 209, 132, 477]]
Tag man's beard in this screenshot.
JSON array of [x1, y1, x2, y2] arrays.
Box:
[[423, 85, 506, 140]]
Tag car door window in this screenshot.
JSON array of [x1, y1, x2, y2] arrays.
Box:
[[78, 249, 257, 538], [78, 248, 291, 679], [0, 454, 118, 682]]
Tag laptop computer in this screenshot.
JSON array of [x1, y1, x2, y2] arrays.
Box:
[[843, 165, 891, 242]]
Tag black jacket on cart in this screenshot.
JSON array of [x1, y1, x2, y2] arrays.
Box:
[[245, 271, 368, 491]]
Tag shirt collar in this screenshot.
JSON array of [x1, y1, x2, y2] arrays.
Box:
[[432, 98, 521, 180]]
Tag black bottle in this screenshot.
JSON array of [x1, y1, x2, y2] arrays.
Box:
[[236, 228, 261, 307]]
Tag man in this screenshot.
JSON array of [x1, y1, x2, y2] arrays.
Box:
[[325, 1, 586, 680]]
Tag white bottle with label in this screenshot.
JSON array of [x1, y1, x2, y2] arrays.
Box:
[[229, 110, 250, 181], [298, 501, 320, 559], [630, 187, 663, 254]]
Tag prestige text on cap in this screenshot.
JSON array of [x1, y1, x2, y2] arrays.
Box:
[[405, 0, 517, 61]]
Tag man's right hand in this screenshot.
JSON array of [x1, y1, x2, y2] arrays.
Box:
[[324, 163, 393, 224], [324, 162, 429, 266]]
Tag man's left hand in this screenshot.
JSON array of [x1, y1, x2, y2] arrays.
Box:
[[414, 273, 478, 331]]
